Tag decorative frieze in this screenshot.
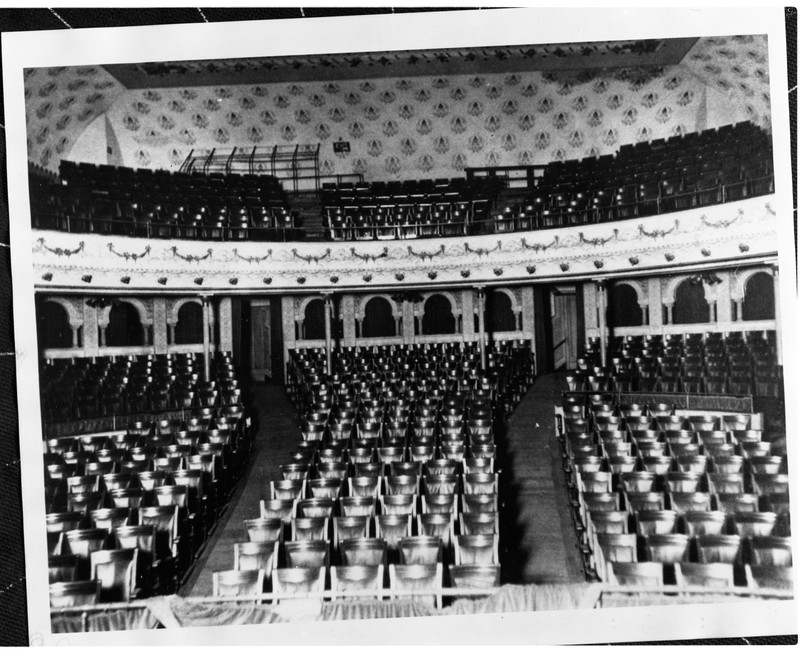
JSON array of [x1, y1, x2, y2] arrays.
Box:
[[31, 197, 779, 292]]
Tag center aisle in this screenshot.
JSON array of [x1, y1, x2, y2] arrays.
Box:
[[181, 384, 299, 596], [500, 371, 586, 584]]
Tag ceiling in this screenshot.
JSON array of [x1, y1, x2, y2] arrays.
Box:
[[102, 37, 700, 89]]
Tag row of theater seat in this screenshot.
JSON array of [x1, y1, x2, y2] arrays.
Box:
[[30, 161, 301, 241], [322, 177, 500, 241], [557, 394, 792, 594], [495, 121, 774, 232], [46, 363, 255, 606], [569, 331, 781, 397], [41, 352, 241, 423], [204, 342, 536, 603]]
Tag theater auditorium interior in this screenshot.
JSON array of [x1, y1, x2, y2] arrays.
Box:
[[9, 7, 796, 643]]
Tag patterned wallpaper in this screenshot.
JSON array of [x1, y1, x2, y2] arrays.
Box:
[[24, 65, 125, 171], [24, 35, 772, 180]]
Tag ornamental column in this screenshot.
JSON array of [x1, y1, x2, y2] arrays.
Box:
[[323, 292, 333, 376], [201, 295, 211, 382], [595, 279, 608, 367], [773, 265, 782, 365], [476, 286, 487, 371]]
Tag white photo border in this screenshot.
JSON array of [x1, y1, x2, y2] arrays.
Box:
[[4, 5, 797, 645]]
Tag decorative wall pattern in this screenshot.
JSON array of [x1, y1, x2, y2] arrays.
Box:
[[24, 65, 125, 171], [31, 197, 778, 293], [24, 36, 772, 178]]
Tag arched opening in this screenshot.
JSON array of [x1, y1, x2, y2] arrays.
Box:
[[609, 283, 643, 327], [487, 291, 517, 332], [422, 294, 456, 335], [106, 301, 144, 346], [174, 301, 204, 345], [38, 300, 73, 349], [742, 272, 775, 321], [362, 297, 396, 338], [672, 280, 707, 325], [303, 299, 325, 340]]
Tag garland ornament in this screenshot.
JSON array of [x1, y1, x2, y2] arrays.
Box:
[[36, 237, 84, 257], [233, 248, 273, 263], [408, 244, 445, 261], [107, 242, 151, 261], [351, 247, 388, 263], [171, 246, 212, 263], [700, 209, 743, 229], [520, 236, 559, 252], [292, 248, 331, 264], [638, 219, 679, 239], [464, 241, 502, 257], [578, 229, 618, 246]]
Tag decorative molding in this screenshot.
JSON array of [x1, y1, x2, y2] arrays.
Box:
[[579, 229, 618, 246], [464, 241, 502, 257], [293, 248, 331, 264], [638, 219, 679, 238], [233, 248, 273, 263], [171, 246, 212, 263], [520, 236, 559, 252], [36, 237, 84, 257], [351, 247, 388, 263], [107, 242, 151, 261], [408, 244, 445, 261], [30, 196, 779, 292], [700, 209, 742, 229]]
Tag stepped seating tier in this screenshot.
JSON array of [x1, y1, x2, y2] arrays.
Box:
[[209, 341, 534, 606], [30, 122, 773, 244]]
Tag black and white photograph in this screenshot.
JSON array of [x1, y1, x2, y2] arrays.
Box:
[[2, 5, 797, 645]]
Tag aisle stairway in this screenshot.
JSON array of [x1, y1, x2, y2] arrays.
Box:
[[288, 191, 326, 240]]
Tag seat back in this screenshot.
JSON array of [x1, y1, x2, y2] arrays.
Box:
[[333, 516, 370, 548], [49, 580, 100, 608], [645, 533, 690, 563], [676, 562, 735, 588], [260, 498, 296, 524], [90, 548, 138, 602], [635, 510, 678, 536], [330, 564, 384, 598], [389, 562, 443, 609], [291, 517, 329, 542], [212, 569, 265, 597], [340, 538, 388, 567], [398, 536, 442, 565], [596, 533, 638, 563], [682, 511, 727, 536], [448, 563, 501, 590], [234, 541, 279, 580], [272, 566, 325, 597], [244, 517, 283, 543], [454, 534, 499, 565], [747, 536, 793, 567], [608, 561, 664, 587], [376, 514, 412, 549]]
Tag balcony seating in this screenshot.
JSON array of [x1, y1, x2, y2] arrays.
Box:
[[323, 177, 499, 241], [495, 122, 772, 235], [31, 162, 299, 241]]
